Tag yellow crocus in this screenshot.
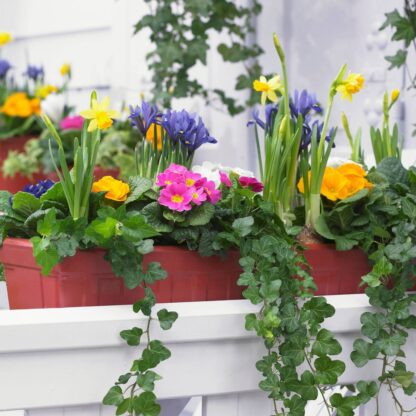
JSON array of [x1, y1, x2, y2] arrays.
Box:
[[391, 88, 400, 104], [35, 84, 58, 99], [60, 63, 71, 76], [80, 96, 120, 132], [336, 72, 365, 101], [253, 75, 283, 105], [0, 32, 12, 46]]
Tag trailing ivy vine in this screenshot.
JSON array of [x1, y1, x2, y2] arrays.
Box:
[[317, 158, 416, 415], [134, 0, 264, 115]]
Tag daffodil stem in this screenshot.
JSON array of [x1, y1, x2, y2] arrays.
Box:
[[317, 92, 334, 164]]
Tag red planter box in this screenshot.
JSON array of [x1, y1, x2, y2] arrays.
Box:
[[0, 238, 243, 309], [0, 239, 371, 310], [0, 135, 43, 194]]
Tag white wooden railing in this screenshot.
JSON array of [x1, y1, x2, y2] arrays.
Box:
[[0, 284, 415, 415]]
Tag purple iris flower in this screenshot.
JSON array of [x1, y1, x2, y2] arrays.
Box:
[[247, 104, 277, 132], [0, 59, 11, 79], [162, 109, 217, 151], [25, 65, 44, 81], [23, 179, 55, 198], [301, 120, 335, 151], [290, 89, 322, 120], [129, 101, 161, 136]]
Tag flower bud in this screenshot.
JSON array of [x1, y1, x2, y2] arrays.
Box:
[[273, 33, 285, 63], [391, 88, 400, 104]]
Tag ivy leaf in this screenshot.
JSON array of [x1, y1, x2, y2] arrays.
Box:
[[377, 332, 406, 356], [232, 216, 254, 237], [361, 312, 387, 340], [133, 287, 156, 316], [137, 370, 162, 392], [37, 208, 58, 236], [132, 391, 161, 416], [283, 395, 306, 416], [31, 236, 60, 276], [311, 328, 342, 357], [116, 398, 132, 415], [141, 262, 167, 284], [285, 371, 318, 401], [385, 49, 408, 69], [120, 327, 144, 346], [103, 385, 124, 405], [85, 217, 118, 246], [280, 303, 299, 333], [350, 339, 380, 367], [242, 286, 262, 304], [138, 340, 171, 372], [356, 380, 378, 404], [314, 356, 345, 384], [329, 393, 360, 416], [302, 297, 335, 324], [157, 308, 178, 330]]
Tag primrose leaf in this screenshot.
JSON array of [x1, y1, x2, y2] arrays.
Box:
[[187, 203, 215, 226], [12, 192, 41, 217], [232, 216, 254, 237], [126, 177, 153, 203]]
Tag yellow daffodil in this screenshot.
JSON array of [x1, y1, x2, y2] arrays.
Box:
[[0, 92, 40, 117], [0, 32, 12, 46], [92, 176, 130, 202], [336, 72, 365, 101], [391, 88, 400, 104], [80, 96, 120, 132], [60, 63, 71, 76], [35, 84, 58, 99], [253, 75, 283, 105], [146, 123, 163, 151]]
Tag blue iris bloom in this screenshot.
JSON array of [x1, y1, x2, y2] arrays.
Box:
[[301, 120, 335, 151], [25, 65, 44, 81], [290, 89, 322, 120], [23, 179, 55, 198], [0, 59, 11, 79], [162, 109, 216, 151], [129, 101, 161, 136]]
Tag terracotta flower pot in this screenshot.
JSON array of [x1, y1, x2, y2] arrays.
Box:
[[0, 135, 44, 194], [0, 238, 243, 309], [0, 239, 371, 310], [304, 243, 371, 295]]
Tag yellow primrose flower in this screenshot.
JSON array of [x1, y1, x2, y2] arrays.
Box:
[[336, 72, 365, 101], [253, 75, 283, 105], [0, 92, 40, 117], [92, 176, 130, 202], [146, 123, 163, 151], [60, 63, 71, 76], [35, 84, 58, 99], [0, 32, 12, 46], [80, 96, 120, 132], [391, 88, 400, 104]]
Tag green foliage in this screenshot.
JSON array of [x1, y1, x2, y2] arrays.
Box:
[[318, 157, 416, 412], [133, 0, 263, 115]]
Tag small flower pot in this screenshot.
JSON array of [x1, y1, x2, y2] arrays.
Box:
[[0, 238, 243, 309], [0, 135, 43, 194]]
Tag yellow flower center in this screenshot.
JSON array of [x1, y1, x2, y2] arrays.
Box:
[[186, 178, 195, 186], [171, 194, 184, 203], [192, 192, 198, 199]]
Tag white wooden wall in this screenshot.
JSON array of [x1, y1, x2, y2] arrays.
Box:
[[0, 0, 407, 171]]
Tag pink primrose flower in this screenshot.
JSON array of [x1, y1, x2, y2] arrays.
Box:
[[155, 171, 183, 187], [184, 171, 202, 188], [239, 176, 264, 193], [190, 186, 207, 205], [219, 171, 231, 188], [204, 180, 222, 204], [59, 115, 84, 130], [158, 182, 193, 212]]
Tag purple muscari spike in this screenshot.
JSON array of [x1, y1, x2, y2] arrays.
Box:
[[128, 101, 160, 136], [23, 179, 55, 199], [290, 89, 322, 120], [25, 65, 44, 81], [0, 59, 11, 79]]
